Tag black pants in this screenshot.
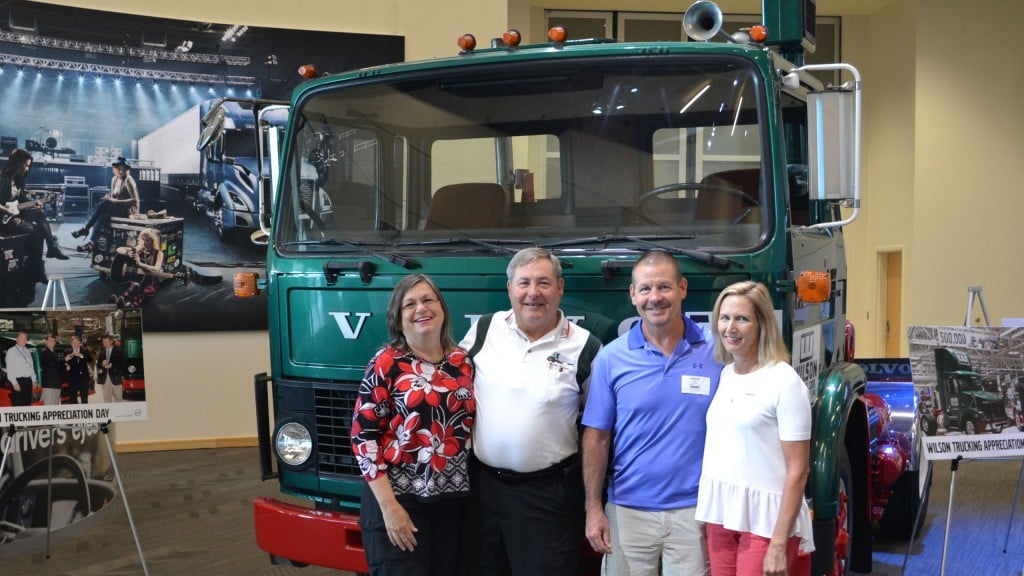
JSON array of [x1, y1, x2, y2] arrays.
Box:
[[85, 200, 130, 243], [359, 484, 467, 576], [474, 456, 584, 576], [0, 215, 44, 278], [11, 377, 33, 406], [69, 378, 89, 404]]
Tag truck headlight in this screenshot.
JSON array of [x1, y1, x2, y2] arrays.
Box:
[[275, 422, 313, 466]]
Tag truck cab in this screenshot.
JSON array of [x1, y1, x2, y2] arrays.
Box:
[[933, 347, 1010, 434], [244, 2, 925, 574], [196, 98, 287, 241]]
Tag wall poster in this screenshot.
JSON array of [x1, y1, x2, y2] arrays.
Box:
[[908, 325, 1024, 460], [0, 2, 404, 330]]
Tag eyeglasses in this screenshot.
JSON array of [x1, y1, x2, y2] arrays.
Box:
[[401, 297, 440, 312]]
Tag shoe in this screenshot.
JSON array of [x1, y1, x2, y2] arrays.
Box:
[[47, 244, 69, 260], [76, 241, 94, 254], [71, 227, 89, 239], [146, 209, 168, 219], [37, 271, 49, 285]]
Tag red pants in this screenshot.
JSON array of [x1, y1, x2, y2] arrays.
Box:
[[705, 522, 800, 576]]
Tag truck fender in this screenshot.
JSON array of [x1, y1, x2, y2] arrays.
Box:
[[810, 361, 867, 516], [809, 361, 873, 575]]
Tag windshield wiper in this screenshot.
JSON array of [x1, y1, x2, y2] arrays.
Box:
[[279, 239, 419, 269], [397, 237, 531, 255], [541, 234, 732, 270]]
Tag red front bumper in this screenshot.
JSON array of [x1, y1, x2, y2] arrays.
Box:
[[253, 496, 368, 572]]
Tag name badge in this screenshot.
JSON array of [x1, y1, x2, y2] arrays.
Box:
[[681, 375, 711, 395]]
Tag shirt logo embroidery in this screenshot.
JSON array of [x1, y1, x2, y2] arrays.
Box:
[[547, 352, 575, 373]]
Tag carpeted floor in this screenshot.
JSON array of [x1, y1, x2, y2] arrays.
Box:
[[1, 447, 1021, 575]]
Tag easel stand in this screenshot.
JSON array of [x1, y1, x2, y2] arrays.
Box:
[[901, 286, 1024, 576], [0, 421, 149, 575], [939, 456, 962, 575], [40, 274, 71, 310]]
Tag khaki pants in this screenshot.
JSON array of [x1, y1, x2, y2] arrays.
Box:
[[602, 503, 709, 576], [100, 377, 123, 403], [41, 387, 61, 405]]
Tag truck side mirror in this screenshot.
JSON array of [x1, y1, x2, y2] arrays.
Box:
[[794, 63, 862, 230], [808, 88, 856, 203], [197, 107, 226, 151]]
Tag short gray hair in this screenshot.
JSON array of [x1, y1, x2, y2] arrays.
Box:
[[507, 247, 562, 281]]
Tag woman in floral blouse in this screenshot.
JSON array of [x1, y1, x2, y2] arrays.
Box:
[[351, 273, 475, 575]]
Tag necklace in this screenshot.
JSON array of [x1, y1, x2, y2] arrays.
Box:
[[406, 345, 445, 365]]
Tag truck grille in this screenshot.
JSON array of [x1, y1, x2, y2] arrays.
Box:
[[313, 387, 361, 477]]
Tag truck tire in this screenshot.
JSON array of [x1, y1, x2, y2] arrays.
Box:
[[963, 419, 979, 435], [921, 413, 938, 436], [214, 209, 237, 243], [879, 466, 931, 540]]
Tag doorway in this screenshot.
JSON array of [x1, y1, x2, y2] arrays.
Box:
[[879, 250, 903, 357]]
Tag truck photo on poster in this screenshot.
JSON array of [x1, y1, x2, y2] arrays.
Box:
[[908, 325, 1024, 460], [0, 2, 403, 330]]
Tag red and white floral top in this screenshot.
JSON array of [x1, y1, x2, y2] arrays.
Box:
[[351, 346, 475, 500]]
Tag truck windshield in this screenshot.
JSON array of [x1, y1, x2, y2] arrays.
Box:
[[276, 55, 768, 255], [223, 128, 258, 158]]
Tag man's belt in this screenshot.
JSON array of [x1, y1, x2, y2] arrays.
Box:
[[478, 453, 578, 482]]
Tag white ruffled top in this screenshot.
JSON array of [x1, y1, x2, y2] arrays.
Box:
[[695, 362, 815, 552]]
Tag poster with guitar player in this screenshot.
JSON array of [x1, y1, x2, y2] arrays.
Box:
[[0, 1, 404, 330]]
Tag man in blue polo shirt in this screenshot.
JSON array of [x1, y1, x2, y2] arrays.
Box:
[[581, 249, 721, 575]]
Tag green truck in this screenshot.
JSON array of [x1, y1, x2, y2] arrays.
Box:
[[242, 1, 927, 574], [931, 347, 1012, 435]]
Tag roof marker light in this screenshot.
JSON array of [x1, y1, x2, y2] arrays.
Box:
[[458, 34, 477, 53], [750, 25, 768, 43], [548, 26, 567, 43], [502, 29, 522, 47]]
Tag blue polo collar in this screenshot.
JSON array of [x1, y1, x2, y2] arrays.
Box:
[[628, 313, 706, 350]]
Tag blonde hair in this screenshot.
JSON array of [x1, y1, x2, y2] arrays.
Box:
[[711, 281, 789, 366]]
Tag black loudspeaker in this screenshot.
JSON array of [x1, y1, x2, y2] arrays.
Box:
[[0, 136, 16, 156]]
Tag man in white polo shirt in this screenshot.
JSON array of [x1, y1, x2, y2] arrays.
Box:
[[460, 247, 601, 575]]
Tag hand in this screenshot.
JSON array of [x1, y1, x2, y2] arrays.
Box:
[[11, 382, 20, 392], [379, 500, 418, 552], [585, 508, 613, 554], [763, 542, 788, 576]]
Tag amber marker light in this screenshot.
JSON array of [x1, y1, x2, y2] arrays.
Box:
[[502, 29, 522, 47], [548, 26, 567, 43], [234, 272, 260, 298], [749, 25, 768, 43], [297, 64, 319, 79], [796, 271, 831, 303], [458, 34, 477, 52]]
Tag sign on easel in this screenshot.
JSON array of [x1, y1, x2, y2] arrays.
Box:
[[0, 305, 148, 566], [908, 324, 1024, 460]]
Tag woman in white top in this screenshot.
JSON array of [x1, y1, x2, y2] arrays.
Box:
[[696, 281, 813, 576]]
